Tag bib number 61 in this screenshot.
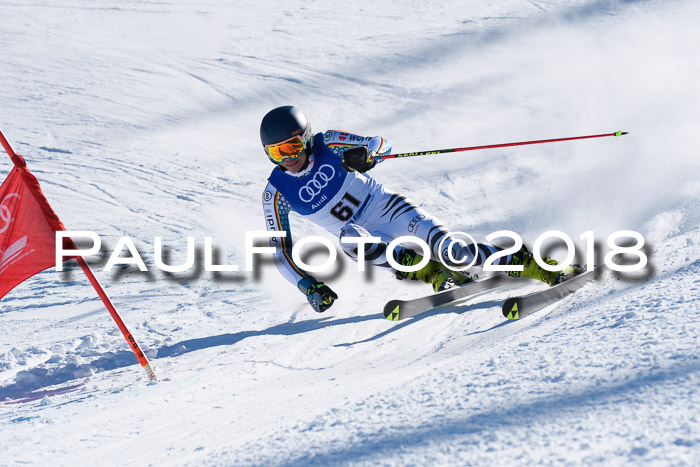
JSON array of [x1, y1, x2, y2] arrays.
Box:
[[330, 193, 361, 222]]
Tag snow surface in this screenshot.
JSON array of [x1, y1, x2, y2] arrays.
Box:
[[1, 0, 699, 465]]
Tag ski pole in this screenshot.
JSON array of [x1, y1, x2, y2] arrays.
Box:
[[376, 130, 628, 161]]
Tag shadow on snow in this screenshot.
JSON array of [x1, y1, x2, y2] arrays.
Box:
[[0, 296, 509, 402], [272, 358, 700, 466]]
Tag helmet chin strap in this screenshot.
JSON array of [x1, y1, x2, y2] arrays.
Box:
[[299, 141, 313, 171]]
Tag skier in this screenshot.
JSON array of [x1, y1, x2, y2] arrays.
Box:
[[261, 106, 576, 313]]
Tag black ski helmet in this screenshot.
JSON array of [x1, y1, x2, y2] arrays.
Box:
[[260, 106, 313, 162]]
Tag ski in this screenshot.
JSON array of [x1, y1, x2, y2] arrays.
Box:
[[502, 265, 605, 319], [383, 275, 509, 321]]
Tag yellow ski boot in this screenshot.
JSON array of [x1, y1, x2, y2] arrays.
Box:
[[395, 249, 473, 292], [508, 247, 583, 286]]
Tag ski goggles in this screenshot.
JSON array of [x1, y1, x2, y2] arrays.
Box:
[[264, 125, 311, 164]]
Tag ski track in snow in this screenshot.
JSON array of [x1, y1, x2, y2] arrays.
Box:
[[1, 0, 700, 465]]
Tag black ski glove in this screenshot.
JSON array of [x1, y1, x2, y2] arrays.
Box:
[[298, 278, 338, 313], [342, 146, 376, 173]]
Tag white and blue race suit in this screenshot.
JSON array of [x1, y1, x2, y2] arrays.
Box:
[[262, 130, 508, 289]]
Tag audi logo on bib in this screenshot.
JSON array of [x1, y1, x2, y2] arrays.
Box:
[[299, 164, 335, 202]]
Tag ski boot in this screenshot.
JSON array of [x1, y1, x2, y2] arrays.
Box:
[[395, 248, 473, 292], [508, 246, 583, 286]]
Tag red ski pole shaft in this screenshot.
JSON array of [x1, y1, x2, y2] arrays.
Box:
[[74, 256, 158, 382], [377, 130, 628, 161], [0, 129, 26, 167]]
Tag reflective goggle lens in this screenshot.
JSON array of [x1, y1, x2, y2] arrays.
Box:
[[265, 136, 306, 163]]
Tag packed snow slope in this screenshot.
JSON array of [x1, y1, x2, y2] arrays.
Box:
[[1, 0, 699, 465]]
